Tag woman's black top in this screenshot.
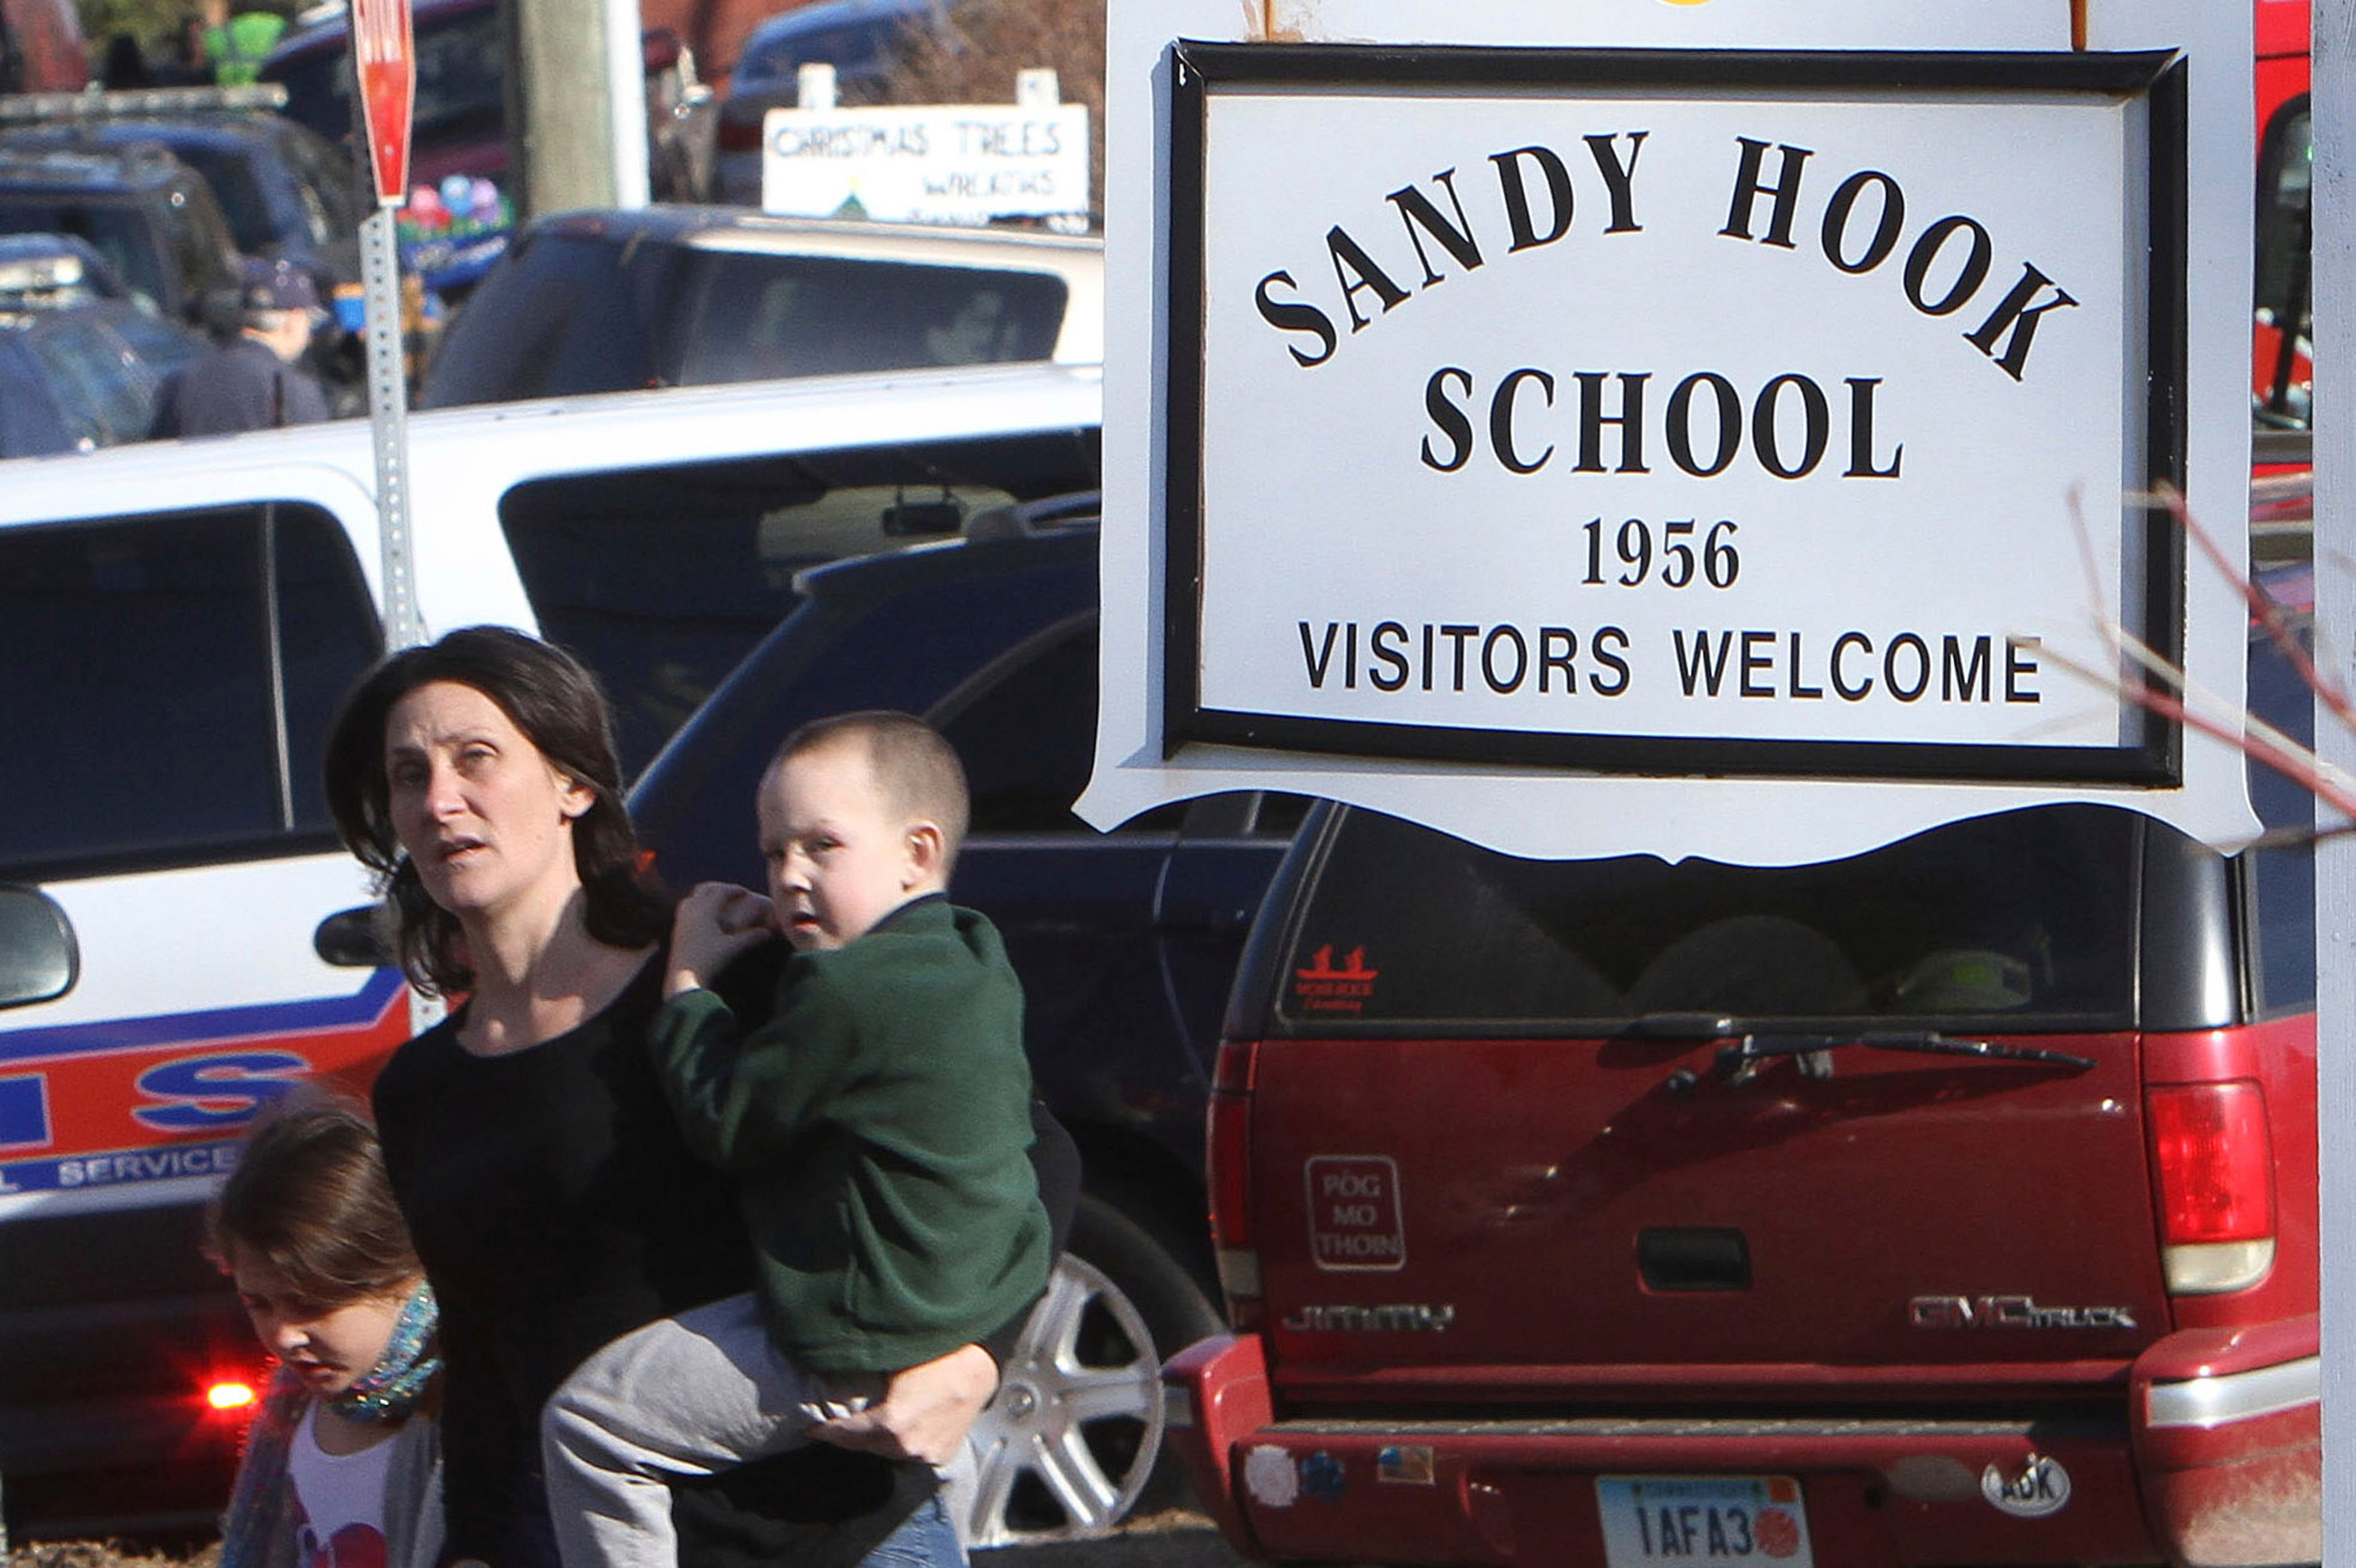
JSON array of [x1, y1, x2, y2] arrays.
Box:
[[374, 942, 1078, 1568]]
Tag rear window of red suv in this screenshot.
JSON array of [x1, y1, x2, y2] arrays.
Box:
[[1277, 803, 2138, 1033]]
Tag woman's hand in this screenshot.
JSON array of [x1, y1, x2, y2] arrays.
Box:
[[809, 1342, 999, 1465], [664, 882, 775, 997]]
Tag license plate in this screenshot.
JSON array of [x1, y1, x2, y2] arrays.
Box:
[[1595, 1476, 1815, 1566]]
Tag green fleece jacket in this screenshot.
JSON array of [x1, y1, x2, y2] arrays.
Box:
[[648, 895, 1053, 1373]]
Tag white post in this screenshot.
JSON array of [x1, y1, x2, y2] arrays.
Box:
[[2313, 2, 2354, 1562], [606, 0, 650, 207], [1015, 67, 1059, 107], [512, 0, 644, 212], [798, 61, 838, 110], [359, 206, 422, 650]]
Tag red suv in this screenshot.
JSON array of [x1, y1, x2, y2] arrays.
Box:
[[1165, 13, 2320, 1565], [1168, 567, 2318, 1566]]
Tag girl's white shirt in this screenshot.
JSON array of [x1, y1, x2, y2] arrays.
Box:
[[288, 1401, 398, 1565]]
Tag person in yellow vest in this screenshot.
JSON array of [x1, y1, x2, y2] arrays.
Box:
[[199, 0, 284, 86]]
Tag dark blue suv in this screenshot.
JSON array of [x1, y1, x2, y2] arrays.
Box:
[[0, 113, 367, 297], [629, 500, 1304, 1547]]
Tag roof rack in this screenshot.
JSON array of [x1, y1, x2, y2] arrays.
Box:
[[0, 141, 185, 184], [0, 84, 288, 125]]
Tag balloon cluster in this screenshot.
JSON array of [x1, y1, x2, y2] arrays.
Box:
[[398, 175, 512, 243]]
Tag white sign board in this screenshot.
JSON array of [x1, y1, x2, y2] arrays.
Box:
[[761, 104, 1090, 225], [1084, 2, 2256, 866]]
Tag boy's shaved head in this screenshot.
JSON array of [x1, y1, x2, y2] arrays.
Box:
[[767, 711, 971, 873]]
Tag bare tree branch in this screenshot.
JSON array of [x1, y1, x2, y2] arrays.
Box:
[[883, 0, 1106, 222]]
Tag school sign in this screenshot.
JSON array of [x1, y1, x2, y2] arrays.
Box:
[[1082, 2, 2256, 866]]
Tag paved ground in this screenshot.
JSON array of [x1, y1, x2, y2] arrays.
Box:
[[981, 1512, 1250, 1568], [8, 1512, 1253, 1568], [2, 1544, 213, 1568]]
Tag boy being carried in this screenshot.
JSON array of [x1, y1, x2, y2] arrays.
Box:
[[542, 710, 1053, 1568]]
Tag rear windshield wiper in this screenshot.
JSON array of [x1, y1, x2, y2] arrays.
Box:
[[1657, 1027, 2095, 1093]]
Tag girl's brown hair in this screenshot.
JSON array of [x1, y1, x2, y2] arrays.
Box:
[[208, 1096, 419, 1304], [320, 626, 671, 995]]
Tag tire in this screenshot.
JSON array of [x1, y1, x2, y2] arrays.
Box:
[[955, 1193, 1225, 1548]]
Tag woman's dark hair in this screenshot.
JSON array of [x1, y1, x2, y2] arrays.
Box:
[[208, 1095, 418, 1304], [321, 626, 670, 995]]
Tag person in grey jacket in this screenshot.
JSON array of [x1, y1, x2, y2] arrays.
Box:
[[210, 1098, 444, 1568]]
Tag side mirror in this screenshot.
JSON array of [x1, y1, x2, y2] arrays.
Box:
[[0, 885, 77, 1009], [315, 904, 399, 968]]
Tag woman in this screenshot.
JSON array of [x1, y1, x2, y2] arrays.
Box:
[[323, 628, 1043, 1568]]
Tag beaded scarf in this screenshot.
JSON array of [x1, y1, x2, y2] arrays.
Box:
[[219, 1281, 440, 1568], [330, 1281, 441, 1423]]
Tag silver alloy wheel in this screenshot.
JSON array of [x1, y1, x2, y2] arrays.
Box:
[[956, 1251, 1167, 1548]]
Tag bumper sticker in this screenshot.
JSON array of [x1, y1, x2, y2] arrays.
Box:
[[1305, 1154, 1406, 1270], [1982, 1454, 2071, 1518], [1292, 943, 1380, 1014]]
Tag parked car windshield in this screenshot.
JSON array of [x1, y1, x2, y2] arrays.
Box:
[[499, 431, 1099, 773], [2245, 577, 2319, 1016], [21, 316, 149, 444], [670, 251, 1067, 381], [0, 201, 165, 311], [0, 505, 379, 872], [736, 12, 906, 87], [271, 2, 503, 150], [408, 5, 507, 143], [422, 236, 1070, 405], [2255, 94, 2311, 429], [1280, 803, 2140, 1032], [419, 230, 663, 403], [168, 144, 275, 254]]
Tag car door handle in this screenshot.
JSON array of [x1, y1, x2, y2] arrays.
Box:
[[1158, 906, 1253, 941]]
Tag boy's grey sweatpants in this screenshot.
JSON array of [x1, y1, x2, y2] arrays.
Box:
[[541, 1291, 885, 1568]]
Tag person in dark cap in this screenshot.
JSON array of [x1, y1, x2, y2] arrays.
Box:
[[150, 257, 333, 437], [153, 16, 214, 85], [101, 33, 155, 89]]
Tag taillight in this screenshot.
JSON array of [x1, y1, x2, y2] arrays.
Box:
[[717, 115, 765, 153], [1208, 1038, 1262, 1328], [205, 1378, 260, 1414], [2146, 1079, 2276, 1294]]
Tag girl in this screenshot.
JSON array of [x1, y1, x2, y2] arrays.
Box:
[[212, 1098, 443, 1568]]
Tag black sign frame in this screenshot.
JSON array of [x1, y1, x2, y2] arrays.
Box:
[[1160, 41, 2188, 785]]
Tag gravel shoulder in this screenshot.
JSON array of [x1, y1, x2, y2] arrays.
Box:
[[978, 1512, 1248, 1568], [9, 1510, 1250, 1568]]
